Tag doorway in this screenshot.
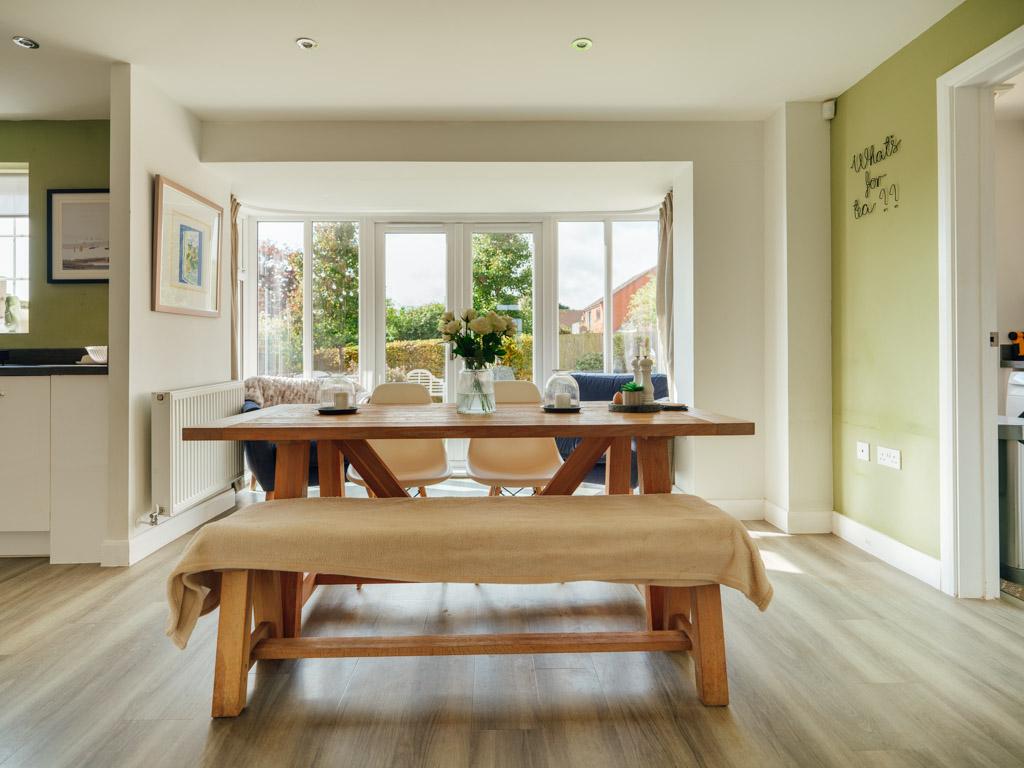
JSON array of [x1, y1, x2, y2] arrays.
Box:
[[938, 24, 1024, 598]]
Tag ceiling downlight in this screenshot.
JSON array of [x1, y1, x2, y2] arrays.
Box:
[[11, 36, 40, 50], [295, 37, 319, 50], [571, 37, 593, 52]]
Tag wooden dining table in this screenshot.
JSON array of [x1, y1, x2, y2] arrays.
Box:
[[183, 401, 754, 636]]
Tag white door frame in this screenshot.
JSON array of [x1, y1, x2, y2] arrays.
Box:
[[937, 24, 1024, 598]]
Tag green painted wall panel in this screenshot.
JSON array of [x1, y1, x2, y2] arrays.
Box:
[[0, 120, 109, 348], [832, 0, 1024, 557]]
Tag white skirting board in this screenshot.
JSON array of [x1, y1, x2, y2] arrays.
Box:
[[764, 502, 832, 533], [706, 499, 765, 521], [0, 531, 49, 558], [101, 488, 237, 567], [831, 512, 942, 589]]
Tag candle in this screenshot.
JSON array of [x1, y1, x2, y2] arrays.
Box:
[[554, 392, 572, 409], [333, 391, 352, 408]]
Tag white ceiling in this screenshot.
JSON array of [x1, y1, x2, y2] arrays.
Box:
[[995, 70, 1024, 121], [1, 0, 962, 121], [218, 161, 688, 213]]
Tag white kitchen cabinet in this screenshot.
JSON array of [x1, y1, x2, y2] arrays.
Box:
[[50, 376, 108, 563], [0, 376, 51, 532]]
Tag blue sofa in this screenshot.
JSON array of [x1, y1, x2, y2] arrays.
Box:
[[242, 400, 350, 493], [555, 372, 670, 488]]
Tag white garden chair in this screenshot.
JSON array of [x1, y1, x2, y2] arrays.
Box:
[[405, 368, 445, 399]]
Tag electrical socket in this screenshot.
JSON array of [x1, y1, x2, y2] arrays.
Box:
[[877, 446, 902, 470], [856, 441, 870, 461]]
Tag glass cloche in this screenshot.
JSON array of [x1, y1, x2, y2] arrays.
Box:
[[318, 376, 357, 409], [543, 371, 581, 411]]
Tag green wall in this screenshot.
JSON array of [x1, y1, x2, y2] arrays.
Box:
[[0, 120, 109, 348], [832, 0, 1024, 557]]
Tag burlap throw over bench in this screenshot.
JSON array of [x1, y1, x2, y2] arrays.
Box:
[[165, 494, 773, 717]]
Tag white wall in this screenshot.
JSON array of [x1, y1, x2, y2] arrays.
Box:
[[763, 108, 790, 514], [202, 119, 767, 510], [105, 64, 232, 564], [996, 119, 1024, 339], [761, 103, 833, 532]]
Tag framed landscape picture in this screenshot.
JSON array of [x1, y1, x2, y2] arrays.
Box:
[[152, 175, 222, 317], [47, 189, 110, 283]]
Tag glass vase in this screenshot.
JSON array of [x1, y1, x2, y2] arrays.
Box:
[[456, 367, 496, 415]]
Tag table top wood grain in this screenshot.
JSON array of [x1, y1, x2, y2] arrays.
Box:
[[182, 402, 755, 441]]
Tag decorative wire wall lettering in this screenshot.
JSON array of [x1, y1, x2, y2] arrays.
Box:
[[851, 134, 901, 220]]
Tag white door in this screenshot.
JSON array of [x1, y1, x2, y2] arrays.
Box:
[[462, 224, 543, 384], [374, 225, 452, 399]]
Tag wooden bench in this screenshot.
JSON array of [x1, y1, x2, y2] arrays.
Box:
[[163, 493, 771, 718], [213, 570, 728, 717]]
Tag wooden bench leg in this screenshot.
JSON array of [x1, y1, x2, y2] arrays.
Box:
[[212, 570, 254, 718], [253, 570, 283, 640], [689, 584, 729, 706], [644, 586, 663, 630], [280, 572, 304, 638]]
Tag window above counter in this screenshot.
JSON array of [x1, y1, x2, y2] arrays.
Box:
[[0, 164, 29, 334]]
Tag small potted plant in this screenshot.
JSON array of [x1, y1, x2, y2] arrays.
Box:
[[620, 380, 645, 407], [439, 308, 516, 414]]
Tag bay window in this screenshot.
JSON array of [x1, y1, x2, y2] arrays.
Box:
[[247, 213, 659, 388]]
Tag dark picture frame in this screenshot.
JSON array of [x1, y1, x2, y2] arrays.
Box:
[[47, 188, 110, 284]]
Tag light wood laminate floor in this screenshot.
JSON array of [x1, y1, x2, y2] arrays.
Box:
[[2, 521, 1024, 768]]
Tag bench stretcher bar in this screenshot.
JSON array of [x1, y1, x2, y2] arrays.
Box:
[[211, 570, 729, 717]]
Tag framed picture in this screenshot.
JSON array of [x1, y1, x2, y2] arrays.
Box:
[[152, 175, 223, 317], [47, 189, 110, 283]]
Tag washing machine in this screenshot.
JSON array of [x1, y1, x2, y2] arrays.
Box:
[[999, 372, 1024, 585]]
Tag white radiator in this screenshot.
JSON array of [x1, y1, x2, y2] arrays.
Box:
[[151, 381, 244, 518]]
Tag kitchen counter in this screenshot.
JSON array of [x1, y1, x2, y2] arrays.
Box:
[[0, 364, 107, 376], [0, 347, 107, 375]]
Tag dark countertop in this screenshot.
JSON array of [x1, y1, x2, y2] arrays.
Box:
[[1003, 359, 1024, 370], [0, 364, 107, 376]]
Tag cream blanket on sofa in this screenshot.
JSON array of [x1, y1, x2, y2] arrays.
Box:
[[166, 494, 773, 649]]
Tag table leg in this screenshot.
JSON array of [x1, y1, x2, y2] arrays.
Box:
[[636, 436, 673, 624], [316, 440, 345, 497], [274, 441, 311, 499], [605, 437, 632, 495], [274, 441, 311, 637], [540, 437, 613, 496], [338, 439, 410, 498], [637, 436, 673, 494]]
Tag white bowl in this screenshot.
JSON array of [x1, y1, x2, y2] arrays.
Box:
[[85, 345, 108, 364]]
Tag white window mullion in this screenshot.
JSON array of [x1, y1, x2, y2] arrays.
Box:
[[603, 218, 613, 373], [301, 218, 314, 377], [358, 217, 375, 392], [372, 221, 387, 390]]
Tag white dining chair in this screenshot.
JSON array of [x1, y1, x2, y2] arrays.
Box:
[[347, 382, 452, 497], [466, 380, 563, 495]]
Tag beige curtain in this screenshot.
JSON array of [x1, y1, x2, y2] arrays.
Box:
[[229, 196, 241, 380], [656, 191, 674, 394]]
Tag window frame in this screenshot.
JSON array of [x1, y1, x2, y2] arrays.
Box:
[[244, 212, 657, 386], [0, 166, 30, 335]]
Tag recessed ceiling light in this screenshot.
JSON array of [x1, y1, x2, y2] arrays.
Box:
[[11, 36, 40, 50], [571, 37, 593, 51], [295, 37, 319, 50]]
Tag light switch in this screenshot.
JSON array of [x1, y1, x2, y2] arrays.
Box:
[[857, 441, 870, 461]]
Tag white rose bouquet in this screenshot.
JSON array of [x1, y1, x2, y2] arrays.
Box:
[[438, 308, 516, 370]]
